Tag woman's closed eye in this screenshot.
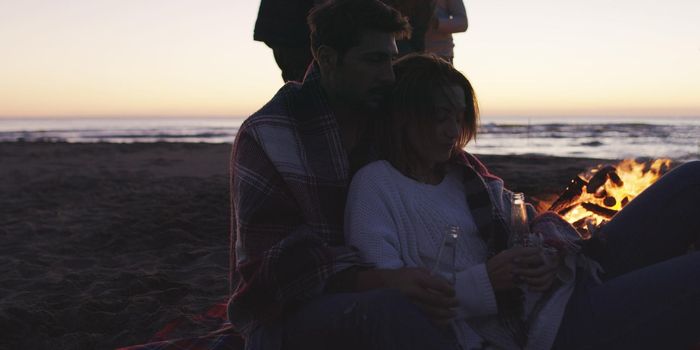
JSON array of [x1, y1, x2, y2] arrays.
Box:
[[435, 108, 452, 122], [435, 108, 463, 123]]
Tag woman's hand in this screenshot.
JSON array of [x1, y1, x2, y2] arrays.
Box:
[[514, 250, 562, 292], [486, 247, 544, 292], [356, 267, 458, 326]]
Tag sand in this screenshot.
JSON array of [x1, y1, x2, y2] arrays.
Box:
[[0, 142, 614, 349]]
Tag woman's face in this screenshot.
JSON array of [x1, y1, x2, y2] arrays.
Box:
[[406, 84, 467, 167]]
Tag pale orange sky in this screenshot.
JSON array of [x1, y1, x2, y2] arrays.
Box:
[[1, 0, 699, 119]]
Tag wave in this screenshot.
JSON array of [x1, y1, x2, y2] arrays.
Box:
[[2, 118, 698, 160]]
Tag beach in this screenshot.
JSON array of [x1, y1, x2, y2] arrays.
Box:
[[0, 142, 618, 349]]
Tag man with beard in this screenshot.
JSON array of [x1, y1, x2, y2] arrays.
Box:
[[229, 1, 460, 349]]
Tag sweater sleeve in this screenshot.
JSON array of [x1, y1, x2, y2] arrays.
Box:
[[454, 263, 499, 319], [436, 0, 468, 33], [344, 164, 404, 269]]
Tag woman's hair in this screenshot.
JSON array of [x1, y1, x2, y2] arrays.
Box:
[[381, 53, 479, 171]]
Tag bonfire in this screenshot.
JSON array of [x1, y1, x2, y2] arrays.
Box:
[[548, 159, 672, 238]]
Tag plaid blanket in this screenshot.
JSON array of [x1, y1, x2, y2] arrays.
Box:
[[116, 299, 243, 350], [227, 65, 372, 336]]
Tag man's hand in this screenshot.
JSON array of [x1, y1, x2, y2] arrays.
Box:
[[486, 247, 543, 292], [356, 268, 458, 325]]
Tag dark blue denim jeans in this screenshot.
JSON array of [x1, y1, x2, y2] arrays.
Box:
[[246, 288, 458, 350], [553, 161, 700, 350]]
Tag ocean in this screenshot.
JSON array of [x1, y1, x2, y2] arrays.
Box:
[[1, 116, 698, 161]]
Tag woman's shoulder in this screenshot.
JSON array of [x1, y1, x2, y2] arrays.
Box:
[[352, 160, 395, 182], [346, 161, 400, 209], [349, 160, 407, 199]]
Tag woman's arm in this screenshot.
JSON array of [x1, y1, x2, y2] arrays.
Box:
[[453, 263, 499, 319], [344, 164, 458, 324], [344, 166, 404, 269], [450, 178, 505, 319]]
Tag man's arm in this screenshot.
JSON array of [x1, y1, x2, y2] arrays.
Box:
[[227, 123, 364, 334]]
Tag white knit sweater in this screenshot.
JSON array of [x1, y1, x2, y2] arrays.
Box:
[[345, 160, 582, 350]]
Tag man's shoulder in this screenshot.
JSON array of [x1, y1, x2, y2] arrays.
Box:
[[236, 81, 328, 173], [242, 82, 304, 132], [250, 82, 303, 118], [241, 77, 330, 139]]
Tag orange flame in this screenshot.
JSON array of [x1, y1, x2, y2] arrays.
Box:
[[561, 159, 671, 234]]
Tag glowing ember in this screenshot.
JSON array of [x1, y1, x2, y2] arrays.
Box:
[[549, 159, 672, 238]]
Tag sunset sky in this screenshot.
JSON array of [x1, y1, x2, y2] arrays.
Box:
[[1, 0, 699, 119]]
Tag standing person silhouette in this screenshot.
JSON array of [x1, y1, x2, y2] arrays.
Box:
[[253, 0, 320, 82], [383, 0, 435, 56], [425, 0, 468, 62]]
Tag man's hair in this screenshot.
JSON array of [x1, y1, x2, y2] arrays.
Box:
[[308, 0, 411, 59], [381, 53, 480, 172]]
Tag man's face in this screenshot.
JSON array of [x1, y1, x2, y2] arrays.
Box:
[[329, 30, 398, 111]]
